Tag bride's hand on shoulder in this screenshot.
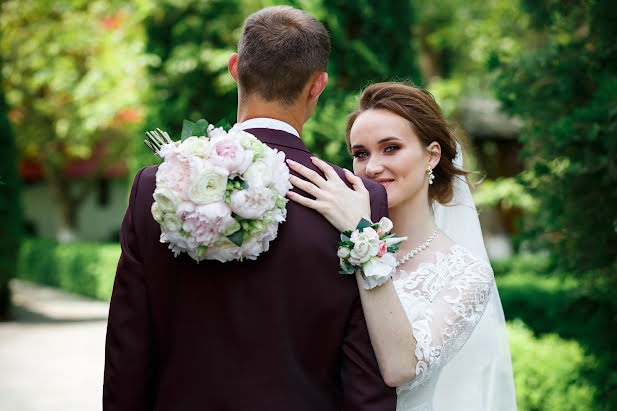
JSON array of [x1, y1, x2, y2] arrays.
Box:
[[286, 157, 371, 232]]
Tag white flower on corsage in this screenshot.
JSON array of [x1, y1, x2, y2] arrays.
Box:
[[145, 119, 292, 263], [338, 217, 407, 289]]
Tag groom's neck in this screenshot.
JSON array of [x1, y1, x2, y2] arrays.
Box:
[[237, 96, 307, 136]]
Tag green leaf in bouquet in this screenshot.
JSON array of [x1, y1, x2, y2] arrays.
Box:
[[227, 227, 244, 247], [181, 119, 196, 141], [387, 243, 402, 253], [356, 218, 373, 232], [195, 119, 209, 137], [339, 259, 356, 275], [341, 231, 352, 240], [338, 240, 354, 248], [214, 118, 231, 132], [198, 246, 207, 257]]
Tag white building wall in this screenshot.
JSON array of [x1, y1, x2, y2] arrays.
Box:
[[22, 179, 130, 242]]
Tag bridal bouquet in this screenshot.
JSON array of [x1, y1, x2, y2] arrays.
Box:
[[337, 218, 406, 289], [145, 119, 292, 263]]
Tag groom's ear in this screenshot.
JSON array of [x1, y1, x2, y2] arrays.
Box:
[[228, 53, 239, 83], [307, 72, 328, 103]]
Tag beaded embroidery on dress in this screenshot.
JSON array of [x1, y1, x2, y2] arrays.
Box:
[[393, 244, 494, 411]]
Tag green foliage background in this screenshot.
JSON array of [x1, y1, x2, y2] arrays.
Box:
[[492, 0, 617, 278], [1, 0, 616, 408]]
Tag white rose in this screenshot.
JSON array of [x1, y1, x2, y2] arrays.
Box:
[[153, 187, 181, 212], [362, 253, 397, 290], [179, 136, 211, 158], [377, 217, 394, 233], [229, 186, 274, 219], [337, 247, 351, 259], [243, 158, 272, 187], [151, 202, 163, 223], [348, 231, 380, 264], [162, 213, 182, 232], [188, 168, 228, 204], [349, 240, 373, 264]]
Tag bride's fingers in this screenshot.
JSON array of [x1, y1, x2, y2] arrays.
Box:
[[286, 191, 320, 211], [288, 175, 322, 198], [344, 169, 368, 192], [310, 157, 342, 183], [286, 159, 326, 187]]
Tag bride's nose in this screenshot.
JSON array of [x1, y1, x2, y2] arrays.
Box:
[[365, 156, 385, 179]]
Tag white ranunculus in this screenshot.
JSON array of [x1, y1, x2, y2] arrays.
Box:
[[229, 186, 274, 219], [151, 202, 163, 223], [162, 213, 182, 232], [187, 168, 228, 205], [362, 253, 397, 290], [239, 131, 259, 149], [153, 187, 181, 212], [179, 136, 211, 158], [377, 217, 394, 233], [243, 158, 272, 187], [348, 230, 380, 265]]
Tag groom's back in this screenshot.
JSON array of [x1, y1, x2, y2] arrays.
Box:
[[104, 129, 395, 410]]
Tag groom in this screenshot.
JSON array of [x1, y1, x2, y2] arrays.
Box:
[[104, 6, 395, 410]]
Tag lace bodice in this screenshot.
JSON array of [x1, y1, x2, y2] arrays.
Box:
[[393, 244, 494, 411]]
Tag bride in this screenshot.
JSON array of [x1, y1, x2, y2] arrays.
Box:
[[286, 82, 517, 410]]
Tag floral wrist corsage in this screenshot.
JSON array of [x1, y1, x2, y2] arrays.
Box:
[[337, 217, 407, 289]]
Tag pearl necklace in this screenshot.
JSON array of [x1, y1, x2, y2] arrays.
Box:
[[395, 227, 439, 267]]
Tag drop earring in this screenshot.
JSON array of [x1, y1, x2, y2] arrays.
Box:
[[427, 165, 435, 185]]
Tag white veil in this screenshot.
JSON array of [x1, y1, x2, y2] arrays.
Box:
[[431, 146, 517, 410]]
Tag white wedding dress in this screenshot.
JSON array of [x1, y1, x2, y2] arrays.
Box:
[[392, 147, 517, 411]]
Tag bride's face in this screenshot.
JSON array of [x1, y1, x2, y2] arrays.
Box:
[[350, 109, 432, 209]]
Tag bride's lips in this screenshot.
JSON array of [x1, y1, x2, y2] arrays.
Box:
[[374, 178, 394, 187]]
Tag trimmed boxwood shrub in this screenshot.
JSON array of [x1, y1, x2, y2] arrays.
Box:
[[17, 237, 120, 301]]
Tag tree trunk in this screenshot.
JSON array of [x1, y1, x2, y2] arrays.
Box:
[[56, 194, 80, 243], [45, 167, 92, 243]]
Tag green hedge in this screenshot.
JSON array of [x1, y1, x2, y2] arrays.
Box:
[[496, 254, 617, 410], [508, 320, 597, 410], [17, 237, 120, 301]]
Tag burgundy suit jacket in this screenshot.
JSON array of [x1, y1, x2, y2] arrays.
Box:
[[104, 128, 396, 410]]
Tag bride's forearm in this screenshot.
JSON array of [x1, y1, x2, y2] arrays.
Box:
[[355, 272, 417, 387]]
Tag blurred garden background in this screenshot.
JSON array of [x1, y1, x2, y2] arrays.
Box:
[[1, 0, 616, 409]]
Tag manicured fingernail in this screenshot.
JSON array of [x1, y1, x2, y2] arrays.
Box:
[[286, 159, 297, 166], [310, 156, 318, 162]]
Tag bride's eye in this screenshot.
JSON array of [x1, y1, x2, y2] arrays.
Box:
[[353, 151, 368, 159], [384, 145, 400, 153]]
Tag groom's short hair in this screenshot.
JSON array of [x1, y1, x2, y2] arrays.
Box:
[[238, 6, 330, 106]]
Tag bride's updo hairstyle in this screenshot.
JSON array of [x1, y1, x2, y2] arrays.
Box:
[[345, 82, 468, 205]]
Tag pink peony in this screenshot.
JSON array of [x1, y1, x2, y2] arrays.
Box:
[[209, 137, 253, 175], [181, 201, 234, 246]]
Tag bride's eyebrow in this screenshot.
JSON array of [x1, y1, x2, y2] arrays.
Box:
[[351, 137, 401, 150], [378, 137, 401, 144]]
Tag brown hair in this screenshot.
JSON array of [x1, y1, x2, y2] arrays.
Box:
[[237, 6, 330, 106], [346, 82, 469, 205]]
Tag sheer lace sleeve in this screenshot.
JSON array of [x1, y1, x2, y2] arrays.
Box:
[[395, 246, 494, 391]]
